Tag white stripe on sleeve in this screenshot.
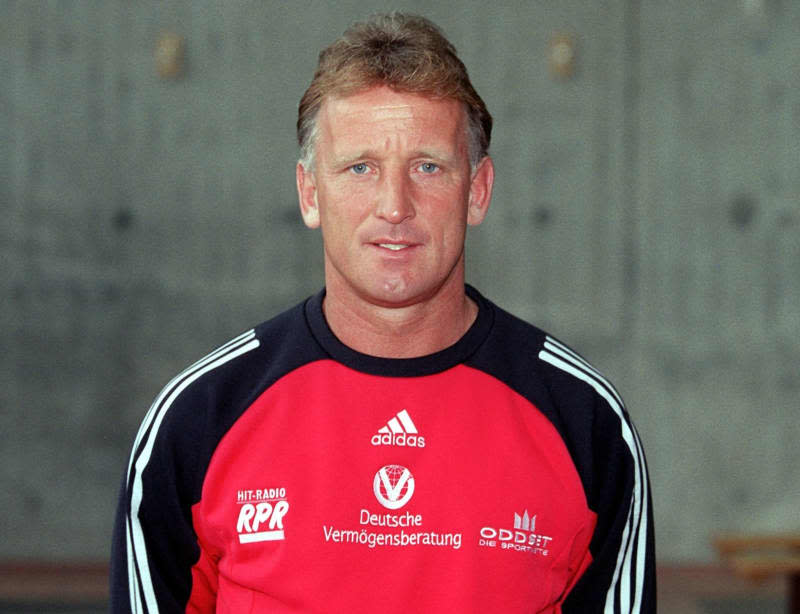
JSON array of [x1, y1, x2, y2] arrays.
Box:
[[539, 337, 648, 614], [125, 331, 259, 614]]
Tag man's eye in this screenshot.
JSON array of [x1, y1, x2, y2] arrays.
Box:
[[419, 162, 439, 174], [350, 163, 369, 174]]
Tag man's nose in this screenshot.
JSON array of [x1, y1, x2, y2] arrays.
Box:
[[374, 169, 415, 224]]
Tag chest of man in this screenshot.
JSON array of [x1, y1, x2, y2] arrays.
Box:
[[193, 360, 595, 613]]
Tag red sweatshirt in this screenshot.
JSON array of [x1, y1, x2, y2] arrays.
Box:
[[111, 286, 655, 613]]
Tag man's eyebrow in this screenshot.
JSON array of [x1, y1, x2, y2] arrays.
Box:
[[412, 149, 457, 162], [325, 152, 371, 169], [329, 148, 458, 165]]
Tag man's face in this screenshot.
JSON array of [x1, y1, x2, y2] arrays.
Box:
[[297, 85, 493, 309]]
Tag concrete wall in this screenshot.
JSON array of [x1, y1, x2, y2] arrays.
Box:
[[1, 0, 798, 563]]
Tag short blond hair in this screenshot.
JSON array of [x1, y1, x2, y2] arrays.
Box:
[[297, 12, 492, 169]]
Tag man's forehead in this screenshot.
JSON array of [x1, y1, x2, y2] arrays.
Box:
[[317, 87, 467, 152], [320, 86, 464, 123]]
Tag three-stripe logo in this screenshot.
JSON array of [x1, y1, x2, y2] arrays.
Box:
[[538, 335, 649, 613], [371, 409, 426, 448]]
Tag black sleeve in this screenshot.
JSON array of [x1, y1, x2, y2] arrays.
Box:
[[109, 380, 208, 613], [109, 312, 320, 612], [110, 329, 263, 613], [562, 399, 656, 612], [538, 336, 656, 613]]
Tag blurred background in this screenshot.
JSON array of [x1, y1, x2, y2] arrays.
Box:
[[1, 1, 798, 612]]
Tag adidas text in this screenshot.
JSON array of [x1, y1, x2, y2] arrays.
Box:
[[371, 432, 426, 448]]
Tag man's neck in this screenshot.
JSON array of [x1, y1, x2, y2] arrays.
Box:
[[321, 281, 478, 359]]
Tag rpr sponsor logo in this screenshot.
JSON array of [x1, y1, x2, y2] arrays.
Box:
[[235, 487, 289, 544]]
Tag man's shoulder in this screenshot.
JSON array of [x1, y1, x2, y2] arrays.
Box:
[[186, 295, 314, 382], [471, 287, 625, 410], [146, 294, 324, 434], [470, 286, 553, 369]]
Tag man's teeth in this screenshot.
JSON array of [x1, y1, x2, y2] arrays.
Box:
[[379, 243, 407, 250]]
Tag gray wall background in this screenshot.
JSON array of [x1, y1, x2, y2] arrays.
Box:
[[1, 0, 798, 564]]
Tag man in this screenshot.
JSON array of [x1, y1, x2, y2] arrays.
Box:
[[112, 13, 655, 613]]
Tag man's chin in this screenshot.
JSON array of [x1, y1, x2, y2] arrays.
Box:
[[368, 282, 420, 308], [350, 278, 433, 310], [351, 269, 462, 311]]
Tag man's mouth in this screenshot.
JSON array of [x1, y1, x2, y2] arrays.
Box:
[[378, 243, 410, 251]]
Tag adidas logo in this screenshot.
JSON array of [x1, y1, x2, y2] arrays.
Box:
[[371, 409, 426, 448]]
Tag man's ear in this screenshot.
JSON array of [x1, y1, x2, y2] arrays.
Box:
[[296, 161, 320, 229], [467, 156, 494, 226]]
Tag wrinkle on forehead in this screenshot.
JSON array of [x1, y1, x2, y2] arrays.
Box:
[[317, 87, 468, 163], [324, 100, 459, 130], [350, 101, 418, 120]]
